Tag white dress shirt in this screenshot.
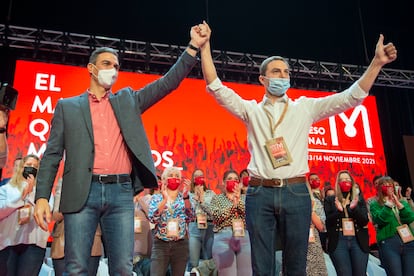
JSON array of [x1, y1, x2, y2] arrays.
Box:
[[207, 78, 367, 179]]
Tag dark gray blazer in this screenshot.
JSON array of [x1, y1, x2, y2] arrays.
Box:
[[35, 51, 197, 213]]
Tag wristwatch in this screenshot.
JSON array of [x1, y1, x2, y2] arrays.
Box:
[[0, 127, 6, 133], [187, 43, 199, 52]]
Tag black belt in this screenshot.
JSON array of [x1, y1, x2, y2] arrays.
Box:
[[92, 174, 131, 184], [249, 176, 306, 188]]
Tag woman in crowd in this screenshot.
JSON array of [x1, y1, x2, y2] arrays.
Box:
[[369, 176, 414, 275], [239, 169, 249, 194], [187, 168, 216, 272], [0, 154, 51, 276], [148, 166, 193, 276], [324, 170, 369, 276], [132, 182, 160, 276], [308, 172, 328, 252], [51, 178, 102, 276], [306, 194, 328, 275], [210, 169, 252, 276]]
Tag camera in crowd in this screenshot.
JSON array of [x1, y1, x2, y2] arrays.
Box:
[[0, 82, 18, 111]]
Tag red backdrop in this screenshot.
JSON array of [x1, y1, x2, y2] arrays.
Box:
[[5, 60, 387, 244]]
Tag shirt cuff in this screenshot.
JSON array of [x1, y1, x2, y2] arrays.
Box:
[[206, 78, 224, 92], [182, 50, 199, 64]]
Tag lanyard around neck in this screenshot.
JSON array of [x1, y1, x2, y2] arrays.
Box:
[[341, 193, 351, 218], [391, 204, 402, 225], [263, 100, 289, 138]]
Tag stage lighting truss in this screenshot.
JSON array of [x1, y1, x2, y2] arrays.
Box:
[[1, 24, 413, 90]]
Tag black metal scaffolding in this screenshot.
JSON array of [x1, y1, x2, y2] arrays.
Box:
[[1, 24, 413, 90]]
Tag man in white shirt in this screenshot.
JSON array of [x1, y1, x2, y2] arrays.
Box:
[[198, 21, 397, 275]]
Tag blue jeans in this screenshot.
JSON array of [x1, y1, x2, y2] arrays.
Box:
[[329, 233, 368, 276], [133, 257, 151, 276], [188, 221, 214, 270], [150, 238, 189, 276], [53, 256, 100, 276], [212, 227, 252, 276], [64, 180, 134, 276], [379, 233, 414, 276], [0, 244, 45, 276], [245, 183, 311, 276]]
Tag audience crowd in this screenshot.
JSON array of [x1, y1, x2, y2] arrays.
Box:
[[2, 156, 413, 275]]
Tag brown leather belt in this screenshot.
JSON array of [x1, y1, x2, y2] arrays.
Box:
[[249, 176, 306, 188]]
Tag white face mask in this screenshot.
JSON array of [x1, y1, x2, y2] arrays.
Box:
[[92, 65, 118, 89], [264, 77, 290, 96]]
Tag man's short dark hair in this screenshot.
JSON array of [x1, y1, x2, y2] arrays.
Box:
[[89, 47, 119, 64]]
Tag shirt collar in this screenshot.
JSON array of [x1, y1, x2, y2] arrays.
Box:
[[262, 93, 289, 106], [87, 89, 111, 102]]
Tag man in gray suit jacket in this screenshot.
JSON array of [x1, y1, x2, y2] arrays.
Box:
[[34, 23, 210, 275]]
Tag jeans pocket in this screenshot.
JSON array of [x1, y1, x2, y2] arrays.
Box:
[[119, 182, 133, 192], [246, 185, 262, 196], [287, 183, 309, 196]]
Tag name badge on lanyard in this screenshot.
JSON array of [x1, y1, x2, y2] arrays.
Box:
[[308, 225, 316, 243], [397, 224, 414, 243], [197, 213, 207, 229], [17, 204, 32, 225], [134, 217, 142, 233], [167, 218, 179, 238], [342, 218, 355, 236], [265, 137, 293, 169], [232, 218, 245, 237]]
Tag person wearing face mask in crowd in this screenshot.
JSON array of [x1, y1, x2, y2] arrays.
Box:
[[392, 180, 403, 199], [308, 172, 328, 252], [365, 175, 383, 259], [132, 176, 161, 276], [392, 180, 414, 210], [308, 173, 323, 201], [33, 23, 210, 275], [187, 168, 217, 275], [305, 172, 328, 276], [369, 176, 414, 276], [306, 197, 329, 276], [404, 186, 414, 210], [210, 170, 252, 276], [148, 166, 193, 276], [0, 154, 53, 276], [239, 169, 249, 194], [324, 170, 369, 276], [198, 20, 397, 275], [366, 175, 383, 214]]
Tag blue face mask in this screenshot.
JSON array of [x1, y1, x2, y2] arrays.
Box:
[[265, 77, 290, 96]]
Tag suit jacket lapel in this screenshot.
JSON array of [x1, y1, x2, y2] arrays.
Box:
[[79, 92, 94, 141]]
